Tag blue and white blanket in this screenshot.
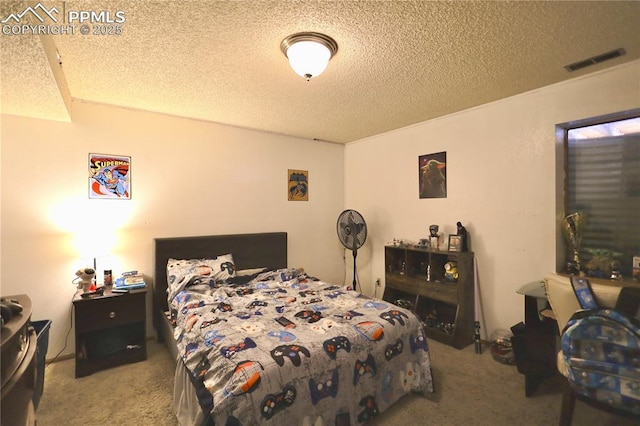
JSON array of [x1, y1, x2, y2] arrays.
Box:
[[170, 267, 433, 425]]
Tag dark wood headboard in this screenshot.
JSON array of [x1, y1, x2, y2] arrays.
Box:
[[152, 232, 287, 333]]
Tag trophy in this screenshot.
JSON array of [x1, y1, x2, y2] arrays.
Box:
[[562, 212, 587, 275]]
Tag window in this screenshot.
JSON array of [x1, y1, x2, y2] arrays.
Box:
[[558, 110, 640, 278]]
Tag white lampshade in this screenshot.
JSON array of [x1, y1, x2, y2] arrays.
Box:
[[281, 32, 338, 80]]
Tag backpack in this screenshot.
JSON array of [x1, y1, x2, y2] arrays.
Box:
[[561, 276, 640, 417]]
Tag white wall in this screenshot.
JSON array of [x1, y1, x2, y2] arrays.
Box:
[[345, 60, 640, 339], [1, 101, 345, 358], [2, 61, 638, 358]]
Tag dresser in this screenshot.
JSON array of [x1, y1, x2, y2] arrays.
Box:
[[1, 294, 37, 426]]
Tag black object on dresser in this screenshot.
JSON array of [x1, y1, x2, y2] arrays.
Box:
[[1, 294, 37, 425], [383, 245, 475, 349], [73, 289, 147, 378]]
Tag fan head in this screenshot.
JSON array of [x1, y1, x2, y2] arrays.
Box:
[[337, 209, 367, 251]]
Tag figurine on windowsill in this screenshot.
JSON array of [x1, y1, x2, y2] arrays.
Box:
[[610, 261, 623, 281], [583, 248, 622, 279]]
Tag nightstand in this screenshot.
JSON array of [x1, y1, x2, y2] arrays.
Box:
[[73, 289, 147, 378]]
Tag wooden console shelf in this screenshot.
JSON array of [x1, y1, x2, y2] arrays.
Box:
[[383, 245, 475, 349]]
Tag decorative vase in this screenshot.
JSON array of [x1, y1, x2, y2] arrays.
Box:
[[562, 212, 587, 275]]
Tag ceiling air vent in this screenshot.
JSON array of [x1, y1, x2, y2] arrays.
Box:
[[564, 48, 626, 72]]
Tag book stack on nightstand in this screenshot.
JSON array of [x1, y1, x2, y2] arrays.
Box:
[[114, 271, 146, 291]]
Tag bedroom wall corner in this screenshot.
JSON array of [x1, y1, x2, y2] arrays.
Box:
[[344, 60, 640, 339]]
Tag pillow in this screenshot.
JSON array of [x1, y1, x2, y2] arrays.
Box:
[[236, 267, 268, 277], [166, 254, 236, 294], [251, 267, 306, 283]]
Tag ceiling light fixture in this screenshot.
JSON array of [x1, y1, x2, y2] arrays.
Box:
[[280, 32, 338, 81]]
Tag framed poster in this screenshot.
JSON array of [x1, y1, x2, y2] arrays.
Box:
[[89, 154, 131, 199], [419, 151, 447, 198], [288, 169, 308, 201]]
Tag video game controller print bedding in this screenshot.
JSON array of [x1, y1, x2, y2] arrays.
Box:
[[170, 267, 433, 425]]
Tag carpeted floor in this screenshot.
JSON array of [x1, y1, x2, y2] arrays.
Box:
[[36, 339, 635, 425]]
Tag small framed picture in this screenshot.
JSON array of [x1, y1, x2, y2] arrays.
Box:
[[448, 235, 462, 252], [287, 169, 308, 201]]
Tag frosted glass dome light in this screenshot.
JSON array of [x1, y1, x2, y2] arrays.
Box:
[[281, 32, 338, 81]]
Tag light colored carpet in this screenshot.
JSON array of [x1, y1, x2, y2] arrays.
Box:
[[37, 339, 635, 425], [37, 340, 175, 425]]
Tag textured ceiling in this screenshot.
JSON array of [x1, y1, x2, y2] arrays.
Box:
[[1, 1, 639, 143]]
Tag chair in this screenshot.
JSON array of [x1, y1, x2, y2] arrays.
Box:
[[544, 273, 640, 426]]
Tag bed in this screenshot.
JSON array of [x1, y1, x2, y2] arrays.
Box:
[[153, 232, 433, 425]]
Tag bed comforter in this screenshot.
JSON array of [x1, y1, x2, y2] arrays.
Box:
[[170, 268, 433, 425]]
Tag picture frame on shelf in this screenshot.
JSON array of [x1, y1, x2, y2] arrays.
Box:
[[448, 234, 462, 252]]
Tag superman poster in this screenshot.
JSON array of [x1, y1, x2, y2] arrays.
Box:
[[89, 154, 131, 199]]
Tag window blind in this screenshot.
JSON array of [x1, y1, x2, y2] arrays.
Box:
[[567, 133, 640, 276]]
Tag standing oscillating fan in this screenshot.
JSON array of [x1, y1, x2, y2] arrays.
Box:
[[336, 209, 368, 291]]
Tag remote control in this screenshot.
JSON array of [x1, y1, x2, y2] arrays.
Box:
[[276, 316, 296, 328]]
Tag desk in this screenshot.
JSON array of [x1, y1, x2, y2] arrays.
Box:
[[511, 281, 559, 397]]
